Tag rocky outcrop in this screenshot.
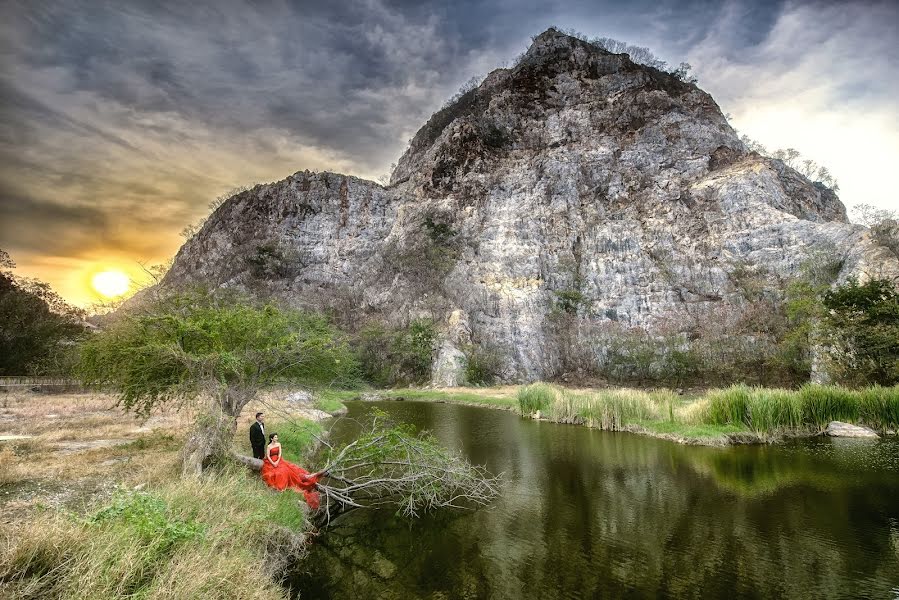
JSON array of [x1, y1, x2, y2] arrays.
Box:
[[162, 29, 899, 384]]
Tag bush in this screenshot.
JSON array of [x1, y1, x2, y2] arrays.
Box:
[[246, 241, 304, 279], [358, 319, 437, 386], [0, 249, 86, 375], [464, 344, 503, 385], [820, 278, 899, 386]]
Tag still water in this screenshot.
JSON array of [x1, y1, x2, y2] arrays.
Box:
[[294, 401, 899, 599]]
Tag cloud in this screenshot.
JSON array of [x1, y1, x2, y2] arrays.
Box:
[[685, 0, 899, 213], [1, 0, 897, 305]]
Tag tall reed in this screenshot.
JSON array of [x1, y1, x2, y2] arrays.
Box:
[[517, 383, 557, 414]]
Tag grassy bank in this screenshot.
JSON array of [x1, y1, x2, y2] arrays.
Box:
[[0, 469, 307, 599], [0, 391, 323, 599], [516, 383, 899, 442], [381, 386, 519, 409]]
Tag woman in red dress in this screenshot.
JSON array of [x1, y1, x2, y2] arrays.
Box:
[[260, 433, 321, 510]]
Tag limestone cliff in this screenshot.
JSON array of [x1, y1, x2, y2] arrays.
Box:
[[163, 29, 898, 384]]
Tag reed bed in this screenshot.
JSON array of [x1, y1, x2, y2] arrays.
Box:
[[703, 384, 899, 435], [518, 382, 899, 439], [518, 384, 676, 431]]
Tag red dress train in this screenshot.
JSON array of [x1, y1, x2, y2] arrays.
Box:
[[260, 446, 321, 509]]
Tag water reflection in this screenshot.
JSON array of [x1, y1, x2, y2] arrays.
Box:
[[294, 401, 899, 599]]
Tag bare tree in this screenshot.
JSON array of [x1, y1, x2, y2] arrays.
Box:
[[850, 203, 898, 227]]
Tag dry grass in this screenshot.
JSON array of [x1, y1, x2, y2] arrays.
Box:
[[0, 390, 187, 521], [0, 470, 304, 600], [0, 389, 319, 599]]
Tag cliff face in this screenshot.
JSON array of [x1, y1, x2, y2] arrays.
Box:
[[164, 29, 898, 383]]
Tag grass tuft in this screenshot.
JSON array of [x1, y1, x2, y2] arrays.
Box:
[[517, 383, 557, 414]]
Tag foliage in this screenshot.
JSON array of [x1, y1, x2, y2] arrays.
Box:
[[78, 291, 360, 415], [423, 216, 456, 245], [849, 203, 897, 227], [820, 278, 899, 386], [553, 288, 587, 315], [548, 27, 697, 83], [464, 343, 503, 385], [246, 241, 304, 279], [0, 249, 86, 375], [180, 185, 251, 240], [381, 215, 460, 291], [357, 319, 436, 386], [314, 410, 501, 525]]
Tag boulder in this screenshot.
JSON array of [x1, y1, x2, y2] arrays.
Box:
[[285, 390, 314, 405], [824, 421, 879, 438]]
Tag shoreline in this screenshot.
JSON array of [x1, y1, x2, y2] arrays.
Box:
[[351, 385, 896, 447]]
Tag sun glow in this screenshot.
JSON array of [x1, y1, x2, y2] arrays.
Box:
[[91, 270, 131, 298]]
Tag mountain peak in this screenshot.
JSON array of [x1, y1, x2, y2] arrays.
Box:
[[163, 30, 888, 385]]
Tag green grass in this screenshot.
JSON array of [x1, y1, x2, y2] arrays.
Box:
[[383, 388, 518, 408], [265, 419, 323, 463], [637, 420, 749, 439]]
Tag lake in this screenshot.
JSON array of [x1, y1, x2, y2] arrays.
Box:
[[294, 400, 899, 599]]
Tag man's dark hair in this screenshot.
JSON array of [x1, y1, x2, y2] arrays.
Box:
[[255, 412, 263, 419], [268, 433, 277, 442]]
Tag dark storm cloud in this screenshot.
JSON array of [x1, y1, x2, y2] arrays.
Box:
[[0, 0, 896, 305]]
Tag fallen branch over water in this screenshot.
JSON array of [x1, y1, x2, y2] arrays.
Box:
[[310, 411, 501, 526]]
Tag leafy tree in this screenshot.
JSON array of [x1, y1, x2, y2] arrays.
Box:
[[0, 249, 86, 375], [357, 319, 436, 386], [820, 278, 899, 386], [77, 290, 360, 475]]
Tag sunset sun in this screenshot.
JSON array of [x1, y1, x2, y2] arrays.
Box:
[[91, 270, 130, 298]]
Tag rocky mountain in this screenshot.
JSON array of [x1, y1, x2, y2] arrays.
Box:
[[163, 29, 899, 385]]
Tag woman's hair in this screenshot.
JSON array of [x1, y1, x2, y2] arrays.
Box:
[[268, 433, 278, 442]]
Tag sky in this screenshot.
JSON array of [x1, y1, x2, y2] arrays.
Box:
[[1, 0, 897, 307]]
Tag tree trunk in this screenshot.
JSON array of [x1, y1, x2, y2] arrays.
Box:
[[181, 388, 252, 477]]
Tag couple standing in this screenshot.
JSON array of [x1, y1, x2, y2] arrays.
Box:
[[250, 412, 321, 509]]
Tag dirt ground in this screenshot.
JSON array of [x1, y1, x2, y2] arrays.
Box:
[[0, 390, 190, 523], [0, 388, 334, 523]]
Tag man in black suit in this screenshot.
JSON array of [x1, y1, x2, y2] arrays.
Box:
[[249, 412, 266, 460]]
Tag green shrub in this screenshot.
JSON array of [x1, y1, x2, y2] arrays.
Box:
[[358, 319, 436, 386], [820, 278, 899, 386], [464, 344, 503, 385], [553, 289, 587, 315]]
